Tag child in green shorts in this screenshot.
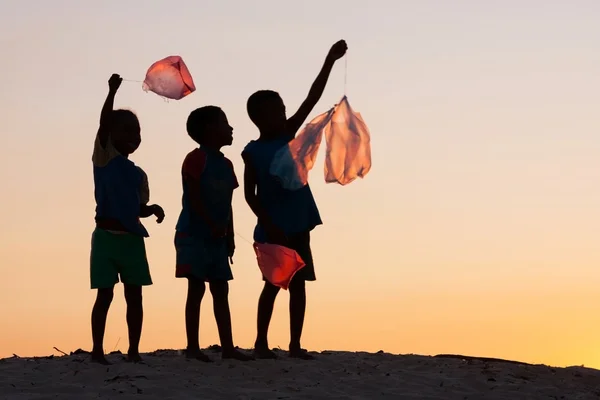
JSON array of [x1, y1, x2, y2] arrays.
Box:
[[90, 74, 165, 364]]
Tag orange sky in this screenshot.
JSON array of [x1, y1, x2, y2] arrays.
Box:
[[1, 0, 600, 368]]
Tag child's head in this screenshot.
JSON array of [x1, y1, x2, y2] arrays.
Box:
[[186, 106, 233, 148], [111, 109, 141, 155], [247, 90, 286, 135]]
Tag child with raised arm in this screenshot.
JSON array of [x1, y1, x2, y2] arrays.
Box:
[[175, 106, 253, 362], [90, 74, 165, 364], [242, 40, 348, 360]]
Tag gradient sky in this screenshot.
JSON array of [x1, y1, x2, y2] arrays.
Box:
[[1, 0, 600, 368]]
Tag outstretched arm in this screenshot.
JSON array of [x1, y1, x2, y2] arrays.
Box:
[[97, 74, 123, 148], [285, 40, 348, 139]]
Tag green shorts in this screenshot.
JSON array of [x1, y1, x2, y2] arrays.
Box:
[[90, 228, 152, 289]]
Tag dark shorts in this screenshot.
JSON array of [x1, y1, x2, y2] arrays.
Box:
[[264, 231, 315, 282], [174, 232, 233, 282]]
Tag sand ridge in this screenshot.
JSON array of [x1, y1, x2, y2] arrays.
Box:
[[1, 348, 600, 399]]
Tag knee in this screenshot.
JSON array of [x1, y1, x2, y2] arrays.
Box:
[[96, 288, 114, 307], [288, 279, 305, 295], [262, 282, 280, 298], [187, 279, 205, 304], [209, 281, 229, 298], [124, 285, 143, 305]]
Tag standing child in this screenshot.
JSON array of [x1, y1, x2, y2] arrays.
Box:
[[175, 106, 253, 362], [90, 74, 165, 364], [242, 40, 348, 359]]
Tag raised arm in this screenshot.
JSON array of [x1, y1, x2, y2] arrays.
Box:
[[285, 40, 348, 138], [97, 74, 123, 148]]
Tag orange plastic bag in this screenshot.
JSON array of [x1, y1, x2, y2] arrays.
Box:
[[142, 56, 196, 100], [253, 242, 306, 290], [270, 96, 371, 189], [324, 96, 372, 185], [271, 110, 333, 189]]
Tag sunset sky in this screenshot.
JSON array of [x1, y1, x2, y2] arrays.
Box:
[[1, 0, 600, 368]]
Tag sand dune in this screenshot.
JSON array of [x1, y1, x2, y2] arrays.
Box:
[[1, 348, 600, 399]]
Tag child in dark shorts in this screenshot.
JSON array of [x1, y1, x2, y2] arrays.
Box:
[[175, 106, 252, 362], [242, 40, 348, 360]]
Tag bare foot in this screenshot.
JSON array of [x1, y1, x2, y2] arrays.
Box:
[[185, 348, 213, 362], [222, 348, 254, 361], [289, 348, 315, 360], [126, 351, 144, 363], [253, 346, 278, 360], [91, 351, 111, 365]]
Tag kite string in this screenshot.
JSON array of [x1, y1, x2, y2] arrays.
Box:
[[235, 231, 254, 246], [122, 78, 169, 102], [231, 231, 254, 264], [344, 54, 348, 96]]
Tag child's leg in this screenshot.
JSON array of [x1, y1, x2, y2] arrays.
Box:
[[91, 287, 114, 364], [124, 284, 144, 362], [185, 277, 211, 361], [90, 228, 119, 364], [288, 278, 313, 359], [209, 281, 233, 351], [287, 231, 315, 359], [254, 281, 280, 358], [209, 281, 253, 361]]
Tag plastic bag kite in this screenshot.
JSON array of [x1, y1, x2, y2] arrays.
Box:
[[142, 56, 196, 100], [253, 242, 306, 290], [269, 111, 332, 190], [270, 96, 371, 190]]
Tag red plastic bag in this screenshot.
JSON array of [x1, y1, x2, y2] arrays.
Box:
[[142, 56, 196, 100], [253, 242, 306, 290]]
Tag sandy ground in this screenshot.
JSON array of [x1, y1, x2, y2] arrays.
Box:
[[1, 347, 600, 399]]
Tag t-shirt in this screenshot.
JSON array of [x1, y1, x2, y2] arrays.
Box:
[[242, 138, 322, 239], [175, 147, 238, 237], [92, 135, 149, 237]]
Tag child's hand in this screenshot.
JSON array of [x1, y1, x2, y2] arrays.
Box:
[[326, 40, 348, 62], [108, 74, 123, 93], [227, 235, 235, 264], [151, 204, 165, 223]]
